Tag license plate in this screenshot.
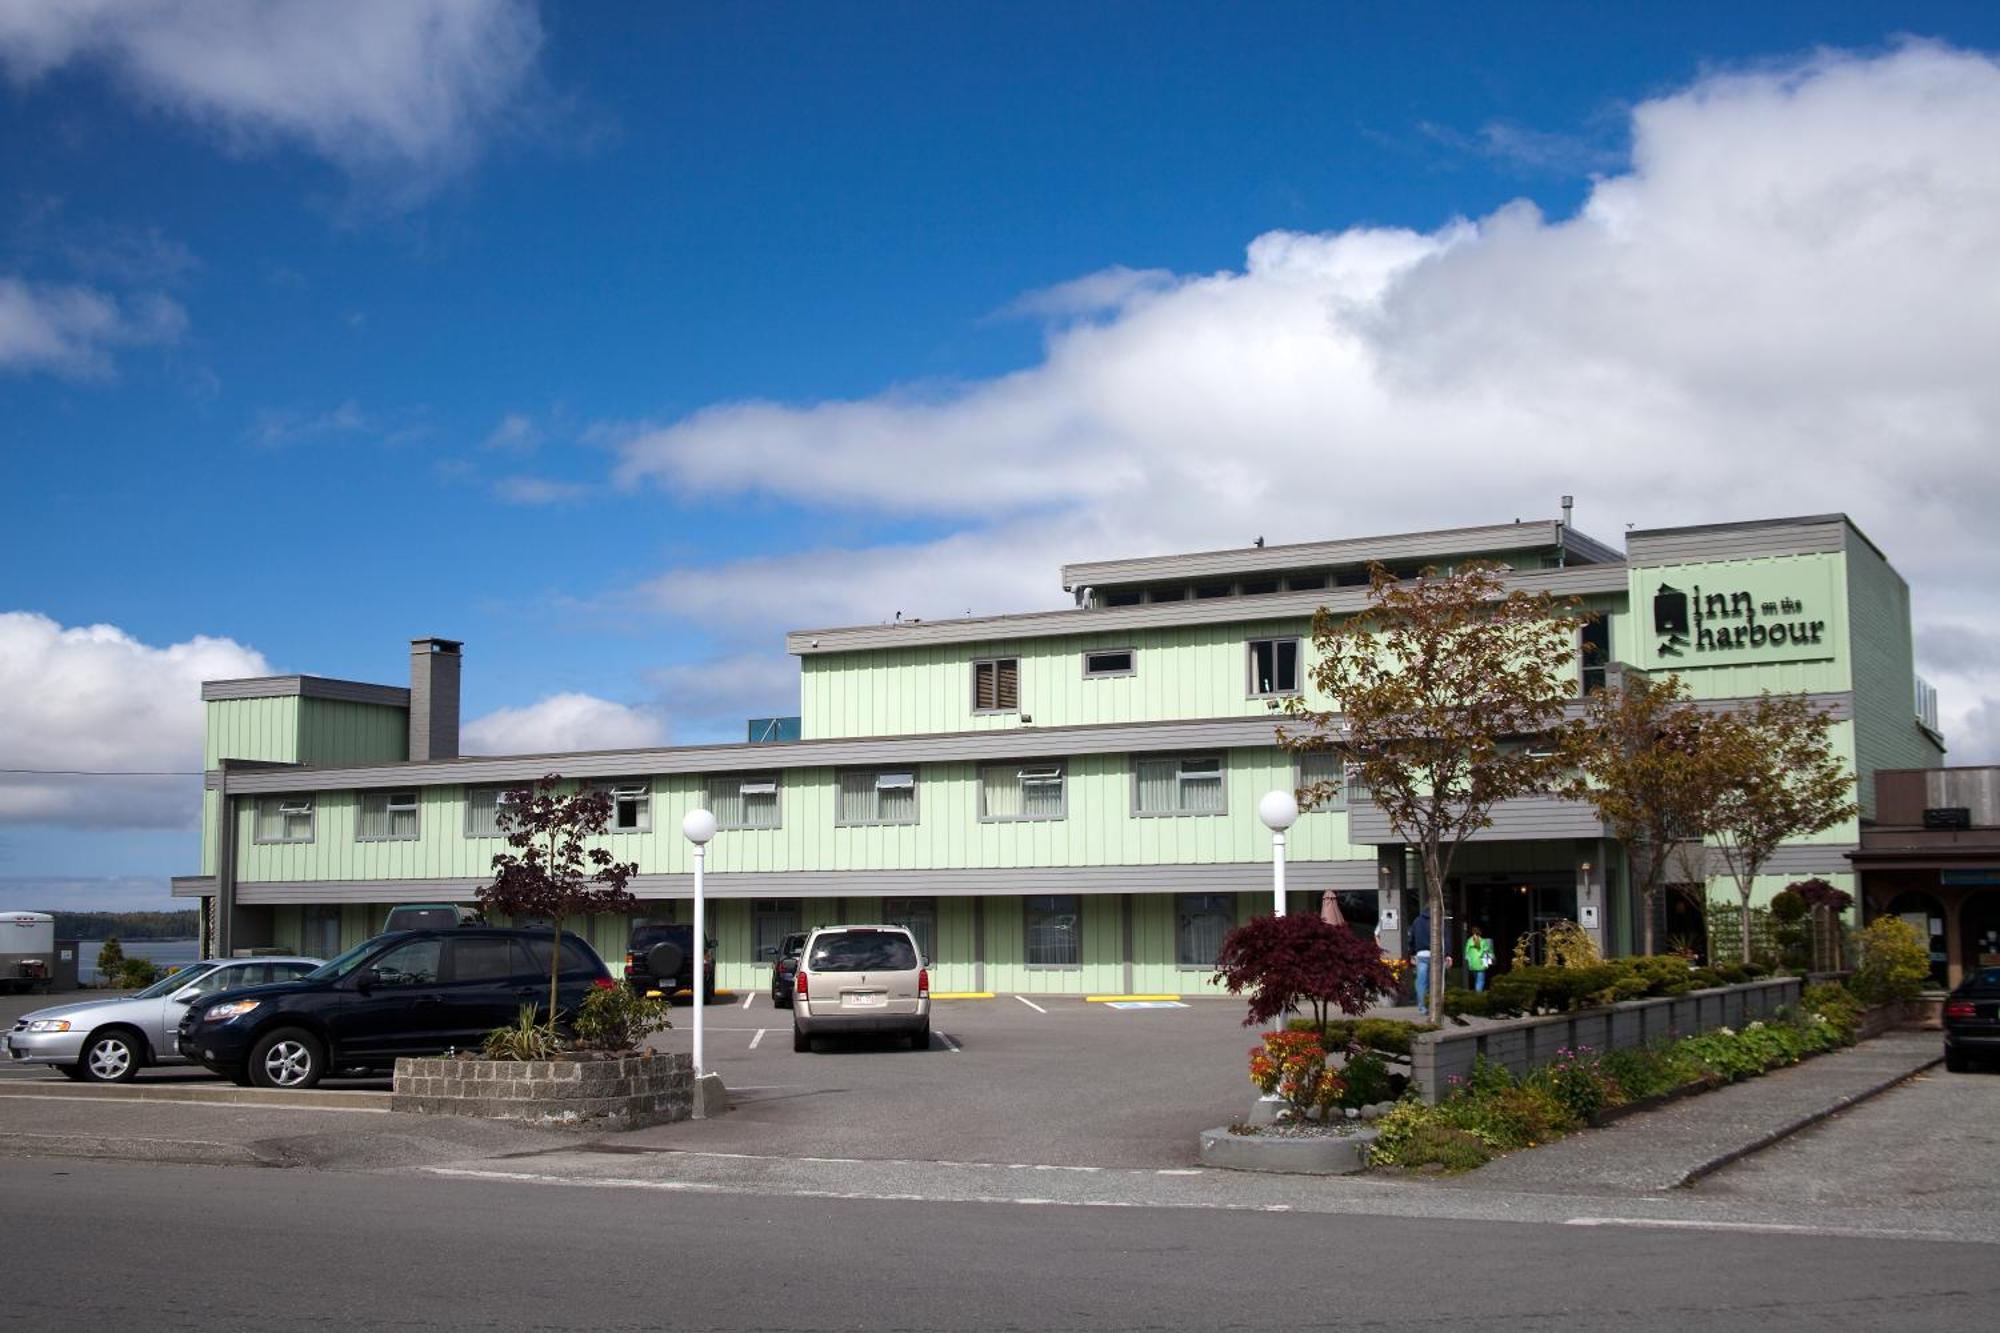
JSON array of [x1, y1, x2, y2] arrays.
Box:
[[843, 992, 886, 1008]]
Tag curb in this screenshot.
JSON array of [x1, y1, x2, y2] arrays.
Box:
[[1672, 1054, 1943, 1189], [0, 1082, 390, 1111], [0, 1131, 283, 1168]]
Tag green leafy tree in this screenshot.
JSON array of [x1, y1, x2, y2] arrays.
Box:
[[1574, 671, 1718, 955], [477, 775, 639, 1034], [95, 937, 125, 983], [1281, 562, 1585, 1018], [1850, 916, 1930, 1005], [1701, 693, 1857, 964]]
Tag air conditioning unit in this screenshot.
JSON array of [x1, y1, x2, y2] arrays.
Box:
[[1923, 807, 1972, 830]]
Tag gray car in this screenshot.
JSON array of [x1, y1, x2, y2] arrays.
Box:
[[791, 925, 930, 1051], [5, 956, 320, 1083]]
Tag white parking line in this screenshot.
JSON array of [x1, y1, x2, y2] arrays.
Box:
[[741, 991, 756, 1010], [748, 1028, 766, 1050], [938, 1031, 961, 1053], [1014, 995, 1047, 1014]]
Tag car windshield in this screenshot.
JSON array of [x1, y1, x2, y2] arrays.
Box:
[[1974, 967, 2000, 988], [302, 937, 384, 982], [808, 932, 917, 972], [131, 963, 217, 999]]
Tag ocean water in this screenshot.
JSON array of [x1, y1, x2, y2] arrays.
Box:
[[76, 938, 202, 984]]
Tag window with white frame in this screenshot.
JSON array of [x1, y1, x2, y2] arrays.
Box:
[[1177, 894, 1235, 967], [1024, 894, 1081, 967], [837, 770, 918, 825], [358, 789, 419, 841], [883, 896, 937, 963], [707, 773, 780, 830], [596, 780, 651, 832], [1082, 648, 1134, 678], [1134, 754, 1225, 816], [971, 657, 1020, 712], [1295, 750, 1345, 810], [980, 762, 1065, 821], [464, 785, 525, 838], [254, 795, 315, 843], [1247, 637, 1301, 696]]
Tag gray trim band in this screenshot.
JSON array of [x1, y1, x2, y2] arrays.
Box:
[[171, 876, 216, 898], [787, 564, 1629, 654], [234, 860, 1393, 905], [202, 675, 412, 707], [1058, 519, 1619, 591], [1626, 516, 1850, 566]]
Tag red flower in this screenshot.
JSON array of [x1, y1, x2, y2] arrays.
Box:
[[592, 977, 617, 990]]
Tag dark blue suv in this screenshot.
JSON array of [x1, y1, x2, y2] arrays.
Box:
[[177, 928, 611, 1089]]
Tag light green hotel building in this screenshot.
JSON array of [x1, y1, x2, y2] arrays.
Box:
[[175, 513, 1944, 993]]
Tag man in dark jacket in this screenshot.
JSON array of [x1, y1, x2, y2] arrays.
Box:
[[1409, 909, 1433, 1014]]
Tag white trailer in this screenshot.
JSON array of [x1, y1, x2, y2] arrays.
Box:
[[0, 911, 57, 993]]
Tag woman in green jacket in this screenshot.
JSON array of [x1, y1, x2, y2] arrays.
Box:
[[1464, 926, 1494, 992]]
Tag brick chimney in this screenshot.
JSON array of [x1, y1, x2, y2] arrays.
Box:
[[409, 638, 462, 761]]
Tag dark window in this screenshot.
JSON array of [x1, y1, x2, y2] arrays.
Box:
[[275, 962, 316, 981], [1146, 585, 1188, 603], [1084, 649, 1134, 677], [1102, 589, 1144, 607], [369, 938, 443, 987], [1334, 568, 1369, 587], [808, 930, 919, 972], [522, 935, 600, 977], [1239, 578, 1279, 596], [449, 937, 525, 983], [753, 900, 802, 961], [1193, 582, 1233, 600], [1025, 895, 1081, 967], [1581, 617, 1611, 695], [1249, 638, 1300, 695], [972, 658, 1020, 712], [1286, 573, 1329, 591]]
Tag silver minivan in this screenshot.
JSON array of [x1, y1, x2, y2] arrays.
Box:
[[791, 925, 930, 1051]]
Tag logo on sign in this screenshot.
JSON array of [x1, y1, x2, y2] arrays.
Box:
[[1653, 584, 1825, 660]]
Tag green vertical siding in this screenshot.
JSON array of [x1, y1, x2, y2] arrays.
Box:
[[204, 697, 302, 768], [297, 699, 408, 765], [1843, 530, 1946, 817]]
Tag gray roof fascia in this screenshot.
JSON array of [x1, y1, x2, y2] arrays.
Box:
[[1624, 514, 1856, 566], [1056, 519, 1607, 592], [787, 563, 1630, 655], [171, 875, 217, 898], [202, 675, 410, 707], [220, 714, 1294, 795]]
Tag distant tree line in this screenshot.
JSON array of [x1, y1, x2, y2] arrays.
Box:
[[40, 910, 200, 941]]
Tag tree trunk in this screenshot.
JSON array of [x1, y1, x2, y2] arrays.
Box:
[[548, 913, 564, 1033], [1738, 887, 1754, 965], [1640, 882, 1657, 957], [1424, 848, 1447, 1019]]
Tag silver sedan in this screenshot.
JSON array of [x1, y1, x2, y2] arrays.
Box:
[[5, 956, 320, 1083]]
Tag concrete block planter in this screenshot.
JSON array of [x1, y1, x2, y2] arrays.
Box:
[[392, 1051, 694, 1130], [1198, 1124, 1379, 1175]]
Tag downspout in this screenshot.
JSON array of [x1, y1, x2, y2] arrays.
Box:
[[215, 759, 236, 958]]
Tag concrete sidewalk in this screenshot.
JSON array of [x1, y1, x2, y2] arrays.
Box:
[[1443, 1029, 1943, 1195]]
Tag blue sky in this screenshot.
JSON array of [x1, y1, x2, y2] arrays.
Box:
[[5, 2, 2000, 909]]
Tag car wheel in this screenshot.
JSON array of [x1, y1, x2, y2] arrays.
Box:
[[79, 1029, 144, 1083], [226, 1066, 255, 1087], [1944, 1044, 1969, 1074], [55, 1063, 87, 1082], [773, 989, 791, 1010], [909, 1022, 931, 1051], [793, 1023, 810, 1053], [249, 1028, 325, 1089]]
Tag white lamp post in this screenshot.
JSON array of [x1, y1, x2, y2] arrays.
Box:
[[681, 807, 717, 1079], [1258, 789, 1299, 919]]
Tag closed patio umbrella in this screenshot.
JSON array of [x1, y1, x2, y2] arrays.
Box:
[[1320, 888, 1346, 929]]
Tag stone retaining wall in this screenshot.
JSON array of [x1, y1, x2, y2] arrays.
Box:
[[1410, 977, 1803, 1104], [391, 1052, 693, 1130]]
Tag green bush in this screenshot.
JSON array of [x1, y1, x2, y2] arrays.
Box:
[[1286, 1016, 1437, 1055], [116, 957, 161, 989], [1800, 981, 1863, 1042], [1337, 1048, 1394, 1107], [1369, 1106, 1495, 1171], [1850, 917, 1931, 1005], [483, 1004, 563, 1060], [572, 981, 671, 1052]]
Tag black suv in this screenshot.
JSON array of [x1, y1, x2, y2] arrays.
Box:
[[177, 927, 612, 1089], [768, 932, 809, 1008], [624, 921, 716, 1003]]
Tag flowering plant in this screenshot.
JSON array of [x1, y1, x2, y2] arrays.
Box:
[[1248, 1030, 1344, 1120]]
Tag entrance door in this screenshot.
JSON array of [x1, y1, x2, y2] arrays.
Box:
[[1455, 874, 1578, 971]]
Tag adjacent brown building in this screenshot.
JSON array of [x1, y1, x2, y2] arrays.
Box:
[[1851, 766, 2000, 988]]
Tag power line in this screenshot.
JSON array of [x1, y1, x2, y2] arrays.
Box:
[[0, 764, 205, 772]]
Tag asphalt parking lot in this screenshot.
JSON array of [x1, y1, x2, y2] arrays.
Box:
[[3, 987, 1275, 1168], [635, 991, 1266, 1167]]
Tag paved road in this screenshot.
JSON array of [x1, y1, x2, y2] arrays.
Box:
[[5, 1155, 1991, 1332]]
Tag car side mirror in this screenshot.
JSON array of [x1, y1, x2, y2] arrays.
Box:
[[355, 969, 377, 994], [171, 987, 200, 1002]]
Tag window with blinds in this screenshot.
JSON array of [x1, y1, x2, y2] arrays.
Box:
[[1024, 894, 1081, 967], [464, 786, 524, 837], [836, 770, 918, 825], [971, 657, 1019, 712], [1134, 755, 1225, 816], [358, 790, 419, 841], [1177, 893, 1235, 967], [254, 795, 315, 843], [708, 773, 781, 830], [1295, 750, 1345, 810], [979, 763, 1065, 821]]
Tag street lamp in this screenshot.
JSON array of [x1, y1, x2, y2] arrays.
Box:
[[1258, 790, 1299, 919], [681, 807, 717, 1079]]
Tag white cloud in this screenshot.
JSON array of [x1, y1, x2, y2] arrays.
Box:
[[0, 276, 185, 376], [608, 42, 2000, 762], [492, 475, 590, 506], [0, 613, 269, 829], [247, 398, 372, 447], [463, 693, 667, 756], [0, 0, 542, 193], [483, 412, 540, 452]]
